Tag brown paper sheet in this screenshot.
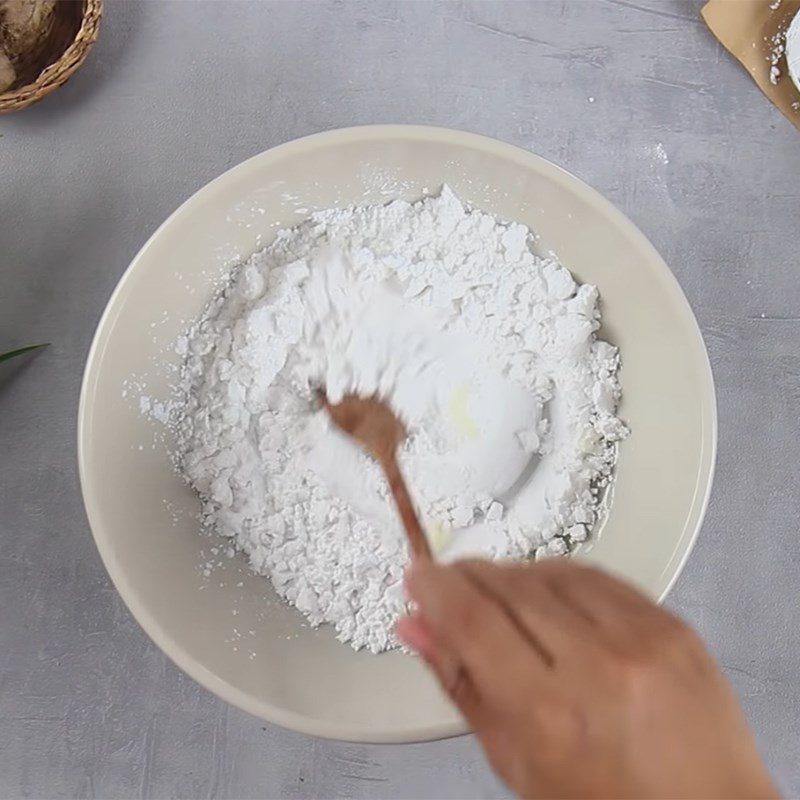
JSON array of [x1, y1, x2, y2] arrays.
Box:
[[703, 0, 800, 131]]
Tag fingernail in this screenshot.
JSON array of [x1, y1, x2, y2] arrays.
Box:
[[394, 617, 434, 659], [395, 616, 426, 653]]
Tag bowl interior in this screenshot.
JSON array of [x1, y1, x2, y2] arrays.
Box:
[[79, 126, 716, 743]]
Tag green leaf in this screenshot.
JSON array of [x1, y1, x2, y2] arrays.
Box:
[[0, 344, 49, 363]]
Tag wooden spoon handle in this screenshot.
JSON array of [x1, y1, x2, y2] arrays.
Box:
[[383, 454, 431, 561]]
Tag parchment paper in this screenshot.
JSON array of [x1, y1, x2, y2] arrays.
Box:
[[703, 0, 800, 131]]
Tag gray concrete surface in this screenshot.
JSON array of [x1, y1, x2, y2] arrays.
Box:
[[1, 1, 799, 797]]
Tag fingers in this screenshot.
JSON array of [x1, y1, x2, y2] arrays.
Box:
[[535, 560, 661, 624], [533, 560, 688, 659], [455, 560, 596, 659], [395, 614, 438, 662], [404, 560, 551, 701]]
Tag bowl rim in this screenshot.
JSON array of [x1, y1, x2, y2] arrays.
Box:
[[78, 124, 718, 743]]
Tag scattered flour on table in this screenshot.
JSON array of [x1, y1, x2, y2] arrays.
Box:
[[163, 186, 626, 653], [654, 142, 670, 165]]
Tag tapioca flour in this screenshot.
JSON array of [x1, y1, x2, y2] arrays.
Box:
[[173, 186, 627, 653]]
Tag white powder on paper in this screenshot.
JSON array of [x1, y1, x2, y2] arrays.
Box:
[[173, 186, 626, 652], [766, 17, 791, 86]]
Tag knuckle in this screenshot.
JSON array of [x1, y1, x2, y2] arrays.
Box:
[[603, 644, 659, 694], [617, 659, 659, 708], [658, 617, 713, 673], [647, 614, 702, 659]]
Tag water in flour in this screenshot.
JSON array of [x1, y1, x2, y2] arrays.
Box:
[[174, 186, 626, 653]]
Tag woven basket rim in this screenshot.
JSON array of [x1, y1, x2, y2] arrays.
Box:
[[0, 0, 103, 112]]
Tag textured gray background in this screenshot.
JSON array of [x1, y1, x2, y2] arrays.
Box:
[[1, 1, 799, 797]]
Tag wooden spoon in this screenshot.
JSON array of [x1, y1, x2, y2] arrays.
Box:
[[319, 391, 431, 561]]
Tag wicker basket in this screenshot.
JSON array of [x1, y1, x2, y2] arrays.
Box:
[[0, 0, 103, 114]]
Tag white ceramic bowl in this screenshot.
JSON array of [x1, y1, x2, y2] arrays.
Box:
[[78, 126, 716, 743]]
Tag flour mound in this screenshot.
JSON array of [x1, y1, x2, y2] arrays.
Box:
[[176, 187, 626, 653]]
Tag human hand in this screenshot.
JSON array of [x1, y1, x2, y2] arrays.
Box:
[[397, 559, 777, 799]]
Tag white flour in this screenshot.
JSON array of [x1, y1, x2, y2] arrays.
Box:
[[765, 8, 798, 87], [174, 186, 626, 652]]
